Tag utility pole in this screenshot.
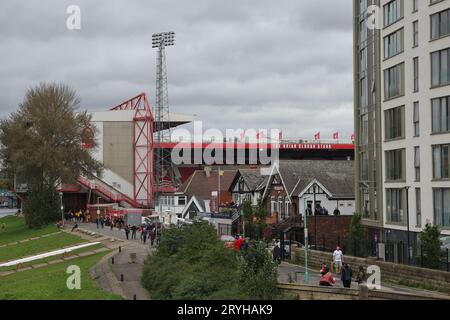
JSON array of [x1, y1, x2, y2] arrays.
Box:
[[303, 197, 310, 285]]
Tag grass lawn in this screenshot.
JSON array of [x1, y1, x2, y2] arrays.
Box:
[[0, 216, 58, 245], [0, 252, 123, 300], [0, 243, 104, 272], [0, 232, 86, 263]]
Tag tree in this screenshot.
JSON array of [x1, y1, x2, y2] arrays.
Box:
[[347, 212, 368, 257], [0, 83, 102, 227], [238, 241, 280, 300], [242, 200, 268, 240], [142, 221, 244, 300], [419, 224, 444, 270]]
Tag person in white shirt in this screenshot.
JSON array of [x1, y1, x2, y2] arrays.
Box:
[[332, 246, 344, 274]]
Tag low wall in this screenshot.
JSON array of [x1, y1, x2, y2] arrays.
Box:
[[278, 283, 445, 300], [291, 248, 450, 292]]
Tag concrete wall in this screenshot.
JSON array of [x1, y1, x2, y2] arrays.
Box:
[[102, 122, 134, 185], [292, 247, 450, 293]]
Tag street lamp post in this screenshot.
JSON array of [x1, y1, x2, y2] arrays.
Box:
[[303, 197, 310, 285], [59, 192, 64, 226], [404, 186, 411, 265]]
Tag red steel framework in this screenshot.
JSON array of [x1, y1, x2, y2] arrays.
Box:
[[110, 93, 154, 208]]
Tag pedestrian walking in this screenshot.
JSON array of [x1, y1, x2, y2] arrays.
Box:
[[341, 263, 353, 288], [142, 230, 147, 244], [100, 217, 105, 229], [125, 225, 130, 240], [272, 241, 281, 264], [96, 217, 100, 229], [332, 246, 344, 274], [131, 225, 137, 240]]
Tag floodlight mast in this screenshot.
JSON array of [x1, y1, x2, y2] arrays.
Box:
[[152, 31, 178, 212]]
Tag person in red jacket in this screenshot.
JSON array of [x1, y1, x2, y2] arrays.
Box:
[[319, 267, 336, 286]]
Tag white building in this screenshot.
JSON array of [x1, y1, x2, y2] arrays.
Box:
[[354, 0, 450, 261]]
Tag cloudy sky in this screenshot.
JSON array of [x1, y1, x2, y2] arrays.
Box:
[[0, 0, 354, 139]]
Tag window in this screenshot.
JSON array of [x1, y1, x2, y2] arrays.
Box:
[[413, 57, 419, 91], [413, 0, 418, 12], [361, 152, 369, 181], [385, 149, 405, 181], [386, 188, 405, 223], [434, 188, 450, 227], [414, 146, 420, 181], [384, 63, 404, 99], [384, 0, 403, 27], [178, 196, 186, 206], [384, 106, 405, 140], [278, 196, 284, 219], [431, 9, 450, 40], [384, 28, 404, 59], [433, 144, 450, 179], [415, 188, 421, 228], [413, 20, 419, 47], [432, 96, 450, 133], [285, 199, 290, 218], [271, 196, 276, 214], [413, 102, 420, 136], [431, 48, 450, 87]]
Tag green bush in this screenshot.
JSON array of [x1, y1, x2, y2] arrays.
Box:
[[419, 224, 444, 270], [142, 220, 280, 300]]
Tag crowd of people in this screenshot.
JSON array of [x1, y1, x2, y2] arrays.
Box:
[[123, 223, 159, 246], [318, 246, 367, 288]]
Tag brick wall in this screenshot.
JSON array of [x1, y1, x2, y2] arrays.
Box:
[[307, 215, 352, 251]]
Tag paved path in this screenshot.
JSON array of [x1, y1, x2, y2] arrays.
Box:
[[74, 223, 154, 300]]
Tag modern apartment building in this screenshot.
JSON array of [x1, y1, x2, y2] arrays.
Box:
[[354, 0, 450, 258]]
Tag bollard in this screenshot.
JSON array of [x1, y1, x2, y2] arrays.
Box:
[[121, 274, 124, 282], [111, 257, 115, 265], [119, 246, 121, 253]]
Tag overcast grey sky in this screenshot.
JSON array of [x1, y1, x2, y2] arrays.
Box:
[[0, 0, 354, 139]]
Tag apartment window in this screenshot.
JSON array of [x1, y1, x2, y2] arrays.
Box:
[[414, 146, 420, 181], [386, 188, 405, 223], [385, 149, 405, 181], [384, 106, 405, 140], [431, 48, 450, 87], [413, 0, 418, 12], [384, 0, 403, 27], [433, 144, 450, 179], [384, 28, 404, 59], [412, 20, 419, 47], [413, 102, 420, 136], [413, 57, 419, 91], [361, 152, 369, 181], [360, 0, 367, 16], [384, 63, 404, 99], [360, 77, 368, 111], [432, 96, 450, 133], [431, 9, 450, 40], [415, 188, 421, 228], [434, 188, 450, 227]]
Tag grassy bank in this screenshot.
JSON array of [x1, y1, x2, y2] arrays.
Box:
[[0, 216, 58, 245], [0, 252, 122, 300]]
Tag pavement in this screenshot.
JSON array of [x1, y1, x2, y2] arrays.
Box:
[[72, 222, 154, 300]]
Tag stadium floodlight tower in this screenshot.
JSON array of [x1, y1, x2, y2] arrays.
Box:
[[152, 31, 177, 211]]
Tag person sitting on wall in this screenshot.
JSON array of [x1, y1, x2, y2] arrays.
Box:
[[319, 267, 336, 286], [333, 208, 341, 216]]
